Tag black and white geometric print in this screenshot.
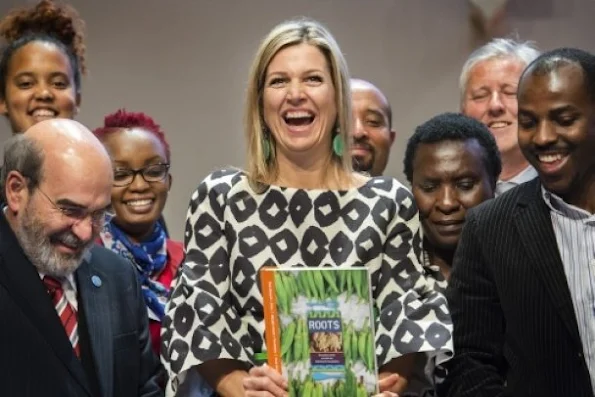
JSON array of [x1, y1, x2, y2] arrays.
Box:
[[421, 249, 449, 294], [161, 168, 453, 394]]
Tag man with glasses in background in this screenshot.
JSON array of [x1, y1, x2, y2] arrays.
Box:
[[0, 119, 163, 397]]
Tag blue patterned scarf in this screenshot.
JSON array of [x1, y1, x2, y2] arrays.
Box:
[[100, 221, 169, 321]]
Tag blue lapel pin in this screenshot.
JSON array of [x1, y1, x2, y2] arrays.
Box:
[[91, 275, 102, 288]]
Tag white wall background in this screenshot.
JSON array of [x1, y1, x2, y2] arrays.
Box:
[[1, 0, 594, 240]]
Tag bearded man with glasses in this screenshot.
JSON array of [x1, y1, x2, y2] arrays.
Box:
[[0, 118, 163, 397]]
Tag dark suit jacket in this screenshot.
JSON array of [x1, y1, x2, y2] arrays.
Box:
[[439, 179, 593, 397], [0, 213, 164, 397]]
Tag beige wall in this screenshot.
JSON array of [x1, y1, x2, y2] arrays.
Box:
[[1, 0, 594, 240]]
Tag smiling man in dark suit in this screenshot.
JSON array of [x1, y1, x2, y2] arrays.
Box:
[[439, 48, 595, 396], [0, 119, 163, 396]]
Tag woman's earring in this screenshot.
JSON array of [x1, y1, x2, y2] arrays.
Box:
[[332, 128, 343, 157], [262, 126, 271, 161]]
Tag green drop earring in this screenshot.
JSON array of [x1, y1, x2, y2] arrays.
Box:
[[262, 127, 271, 161], [332, 130, 343, 157]]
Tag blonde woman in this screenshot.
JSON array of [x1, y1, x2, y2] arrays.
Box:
[[162, 18, 453, 397]]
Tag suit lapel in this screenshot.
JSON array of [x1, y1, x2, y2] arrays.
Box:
[[514, 180, 582, 346], [0, 214, 92, 395], [76, 254, 114, 397]]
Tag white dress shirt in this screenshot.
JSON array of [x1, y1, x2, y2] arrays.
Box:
[[542, 186, 595, 393]]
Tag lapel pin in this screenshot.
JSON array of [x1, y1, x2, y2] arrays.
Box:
[[91, 275, 102, 288]]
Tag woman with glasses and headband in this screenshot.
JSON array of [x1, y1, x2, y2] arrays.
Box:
[[93, 109, 183, 356]]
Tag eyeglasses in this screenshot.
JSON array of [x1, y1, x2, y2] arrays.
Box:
[[36, 187, 114, 229], [113, 163, 170, 187]]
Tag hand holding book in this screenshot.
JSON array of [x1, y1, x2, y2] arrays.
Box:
[[242, 364, 401, 396], [242, 364, 288, 397]]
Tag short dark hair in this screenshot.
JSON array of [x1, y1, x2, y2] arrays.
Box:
[[520, 47, 595, 102], [403, 112, 502, 185], [0, 134, 45, 202], [385, 103, 393, 130]]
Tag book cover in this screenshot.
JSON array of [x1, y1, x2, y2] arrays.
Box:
[[260, 267, 379, 397]]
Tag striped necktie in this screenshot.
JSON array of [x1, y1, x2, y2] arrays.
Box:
[[43, 276, 80, 357]]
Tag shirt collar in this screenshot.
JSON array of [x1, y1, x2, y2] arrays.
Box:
[[495, 165, 538, 196], [541, 184, 593, 221], [38, 272, 78, 293], [498, 164, 538, 186]]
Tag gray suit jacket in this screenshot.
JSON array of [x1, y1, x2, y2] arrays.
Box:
[[0, 212, 164, 397]]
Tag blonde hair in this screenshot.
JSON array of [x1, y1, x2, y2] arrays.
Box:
[[244, 18, 353, 191]]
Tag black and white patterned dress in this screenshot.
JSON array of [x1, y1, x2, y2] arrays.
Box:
[[161, 169, 453, 394]]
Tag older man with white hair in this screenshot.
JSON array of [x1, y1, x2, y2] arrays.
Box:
[[460, 38, 540, 195]]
